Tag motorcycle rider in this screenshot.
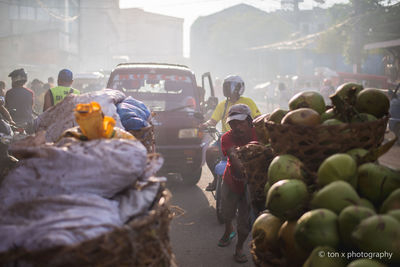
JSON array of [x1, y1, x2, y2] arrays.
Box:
[[5, 68, 35, 126], [201, 75, 260, 191]]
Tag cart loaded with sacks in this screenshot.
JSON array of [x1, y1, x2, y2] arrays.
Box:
[[234, 83, 400, 267], [0, 89, 176, 266]]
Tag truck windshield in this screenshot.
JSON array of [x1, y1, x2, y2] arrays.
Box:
[[109, 73, 196, 112]]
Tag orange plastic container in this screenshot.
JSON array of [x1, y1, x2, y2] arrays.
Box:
[[74, 102, 116, 139]]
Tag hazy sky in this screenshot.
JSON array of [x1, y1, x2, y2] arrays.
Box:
[[120, 0, 349, 57]]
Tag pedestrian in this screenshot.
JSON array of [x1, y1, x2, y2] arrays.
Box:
[[43, 69, 80, 112], [0, 81, 15, 124], [30, 78, 45, 114], [320, 78, 335, 103], [5, 68, 34, 125], [43, 77, 55, 91], [217, 103, 257, 264], [200, 75, 260, 192]]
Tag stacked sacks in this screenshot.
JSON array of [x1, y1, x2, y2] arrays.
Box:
[[250, 83, 399, 266], [117, 96, 151, 131]]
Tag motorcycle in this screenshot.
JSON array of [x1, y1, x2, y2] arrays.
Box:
[[388, 83, 400, 144]]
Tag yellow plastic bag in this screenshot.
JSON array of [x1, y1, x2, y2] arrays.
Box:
[[74, 102, 135, 140]]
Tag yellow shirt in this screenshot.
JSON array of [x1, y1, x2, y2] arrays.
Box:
[[211, 96, 261, 132]]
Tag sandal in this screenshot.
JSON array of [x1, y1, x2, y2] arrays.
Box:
[[218, 231, 236, 247], [233, 252, 248, 263]]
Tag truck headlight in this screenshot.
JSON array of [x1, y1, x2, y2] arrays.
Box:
[[178, 128, 199, 139]]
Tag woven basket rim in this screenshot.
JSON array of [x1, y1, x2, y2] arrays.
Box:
[[265, 115, 389, 129], [0, 187, 171, 263]]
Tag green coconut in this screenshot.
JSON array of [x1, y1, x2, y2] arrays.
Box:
[[388, 210, 400, 222], [267, 154, 306, 185], [334, 82, 363, 105], [338, 205, 375, 248], [289, 90, 326, 114], [252, 212, 283, 254], [346, 148, 369, 163], [278, 220, 309, 266], [357, 198, 376, 211], [355, 88, 390, 118], [295, 209, 340, 252], [352, 215, 400, 264], [351, 113, 377, 123], [268, 108, 288, 124], [321, 108, 336, 121], [281, 108, 321, 126], [266, 179, 309, 220], [322, 118, 343, 125], [380, 188, 400, 213], [317, 153, 358, 188], [264, 181, 271, 197], [311, 181, 360, 214], [347, 259, 387, 267], [303, 246, 347, 267], [357, 163, 400, 205]]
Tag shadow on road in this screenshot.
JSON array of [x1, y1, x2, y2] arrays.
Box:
[[166, 170, 254, 267]]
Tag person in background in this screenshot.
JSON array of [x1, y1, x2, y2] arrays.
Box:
[[277, 82, 290, 109], [201, 75, 260, 191], [30, 78, 45, 114], [5, 68, 34, 125], [0, 81, 15, 124], [217, 103, 257, 264], [43, 77, 55, 91], [43, 69, 80, 112], [320, 78, 335, 103]]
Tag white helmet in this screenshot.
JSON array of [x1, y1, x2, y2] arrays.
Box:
[[223, 75, 245, 98]]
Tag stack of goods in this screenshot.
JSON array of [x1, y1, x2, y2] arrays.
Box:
[[117, 96, 155, 152], [0, 91, 175, 266], [248, 83, 400, 266], [35, 89, 154, 152]]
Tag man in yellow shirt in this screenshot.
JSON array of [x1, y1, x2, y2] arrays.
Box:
[[43, 69, 80, 112], [201, 75, 261, 191]]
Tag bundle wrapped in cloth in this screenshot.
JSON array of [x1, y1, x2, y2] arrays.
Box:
[[0, 133, 165, 254], [35, 89, 126, 142]]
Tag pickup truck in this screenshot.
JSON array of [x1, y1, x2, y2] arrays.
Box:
[[107, 63, 217, 185]]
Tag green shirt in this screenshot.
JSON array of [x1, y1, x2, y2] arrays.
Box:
[[50, 86, 80, 105]]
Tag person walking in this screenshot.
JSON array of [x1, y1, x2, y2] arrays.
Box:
[[216, 103, 257, 264], [43, 69, 80, 112], [5, 69, 34, 125], [201, 75, 260, 191]]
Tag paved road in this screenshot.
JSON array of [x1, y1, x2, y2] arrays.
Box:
[[167, 125, 400, 267], [168, 167, 254, 267]]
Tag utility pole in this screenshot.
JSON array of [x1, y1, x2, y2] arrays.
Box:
[[352, 0, 362, 73]]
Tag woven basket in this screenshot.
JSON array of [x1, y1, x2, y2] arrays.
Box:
[[129, 124, 155, 153], [234, 144, 275, 216], [265, 116, 389, 171], [0, 187, 176, 267]]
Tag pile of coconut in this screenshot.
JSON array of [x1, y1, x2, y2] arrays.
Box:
[[250, 83, 400, 266]]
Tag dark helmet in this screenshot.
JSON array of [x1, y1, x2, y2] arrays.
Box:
[[223, 75, 245, 98], [8, 68, 27, 83]]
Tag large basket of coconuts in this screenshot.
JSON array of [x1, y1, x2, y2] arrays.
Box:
[[250, 84, 400, 267], [256, 84, 390, 172]]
